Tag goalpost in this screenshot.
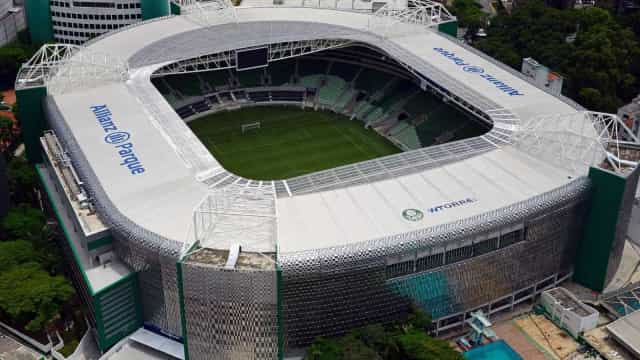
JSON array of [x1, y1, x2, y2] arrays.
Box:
[[241, 122, 261, 134]]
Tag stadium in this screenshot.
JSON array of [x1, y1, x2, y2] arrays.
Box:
[[13, 0, 640, 359]]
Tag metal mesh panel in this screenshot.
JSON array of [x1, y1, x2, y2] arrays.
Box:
[[281, 257, 409, 347], [279, 179, 590, 348], [181, 262, 279, 360]]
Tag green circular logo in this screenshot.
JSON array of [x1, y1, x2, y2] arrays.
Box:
[[402, 208, 424, 222]]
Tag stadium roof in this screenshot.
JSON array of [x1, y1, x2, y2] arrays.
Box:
[[31, 5, 617, 256]]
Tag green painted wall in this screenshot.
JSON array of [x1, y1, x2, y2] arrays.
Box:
[[170, 1, 181, 15], [93, 273, 143, 350], [141, 0, 171, 20], [574, 167, 627, 291], [87, 235, 113, 251], [38, 166, 141, 352], [176, 261, 189, 360], [24, 0, 54, 44], [438, 21, 458, 38], [16, 87, 47, 164]]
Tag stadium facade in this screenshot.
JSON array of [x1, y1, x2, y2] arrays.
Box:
[[14, 1, 640, 359]]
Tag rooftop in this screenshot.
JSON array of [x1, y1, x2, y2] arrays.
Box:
[[34, 5, 616, 258]]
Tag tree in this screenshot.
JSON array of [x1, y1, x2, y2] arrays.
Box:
[[306, 337, 344, 360], [395, 330, 464, 360], [0, 42, 38, 84], [449, 0, 489, 38], [0, 240, 39, 272], [6, 156, 39, 206], [474, 1, 640, 112], [0, 262, 74, 331], [1, 204, 45, 242], [305, 308, 460, 360], [0, 115, 13, 149]]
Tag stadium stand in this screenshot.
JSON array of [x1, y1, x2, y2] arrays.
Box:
[[333, 88, 358, 111], [237, 68, 263, 87], [200, 69, 231, 91], [297, 58, 328, 77], [298, 75, 324, 89], [318, 76, 346, 106], [152, 55, 485, 151], [329, 61, 361, 82], [163, 73, 203, 97], [268, 59, 294, 86], [355, 68, 393, 95]]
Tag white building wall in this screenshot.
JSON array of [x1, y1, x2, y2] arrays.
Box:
[[540, 287, 599, 338], [50, 0, 142, 44]]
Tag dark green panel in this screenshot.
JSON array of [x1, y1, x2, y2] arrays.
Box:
[[88, 235, 113, 251], [93, 273, 143, 351], [438, 21, 458, 38], [24, 0, 54, 44], [16, 87, 47, 164], [574, 167, 626, 291], [141, 0, 171, 20], [177, 261, 189, 360], [170, 1, 181, 15]]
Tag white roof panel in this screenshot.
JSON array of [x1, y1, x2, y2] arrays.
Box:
[[47, 6, 591, 255]]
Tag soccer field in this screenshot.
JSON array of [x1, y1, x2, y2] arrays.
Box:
[[188, 106, 401, 180]]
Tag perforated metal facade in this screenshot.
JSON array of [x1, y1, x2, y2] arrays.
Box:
[[180, 260, 280, 359], [279, 178, 590, 347]]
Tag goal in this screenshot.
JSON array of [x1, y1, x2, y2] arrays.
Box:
[[241, 122, 261, 134]]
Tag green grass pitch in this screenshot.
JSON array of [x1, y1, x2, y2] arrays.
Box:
[[188, 106, 401, 180]]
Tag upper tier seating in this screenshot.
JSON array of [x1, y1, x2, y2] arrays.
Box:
[[329, 62, 361, 82], [163, 73, 204, 97], [297, 59, 328, 77], [200, 70, 231, 91], [268, 59, 294, 86], [237, 68, 263, 87], [355, 69, 393, 94], [318, 76, 347, 106]]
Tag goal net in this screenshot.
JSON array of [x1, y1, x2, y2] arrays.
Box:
[[241, 122, 261, 133]]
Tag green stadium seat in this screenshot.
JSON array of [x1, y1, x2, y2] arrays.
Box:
[[200, 70, 230, 90], [403, 93, 442, 116], [163, 73, 204, 97], [151, 77, 182, 105], [268, 59, 294, 86], [334, 88, 357, 111], [354, 69, 393, 94], [318, 76, 347, 106], [237, 68, 263, 87], [298, 75, 324, 88], [388, 121, 410, 136], [393, 126, 421, 150], [329, 62, 361, 82], [364, 107, 385, 126]]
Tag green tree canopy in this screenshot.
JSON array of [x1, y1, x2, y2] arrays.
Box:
[[450, 0, 489, 37], [474, 1, 640, 112], [6, 156, 39, 206], [395, 330, 463, 360], [0, 240, 39, 272], [305, 308, 462, 360], [0, 262, 74, 331], [1, 204, 45, 241]]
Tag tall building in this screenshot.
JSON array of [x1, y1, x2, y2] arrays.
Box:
[[23, 0, 171, 45]]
